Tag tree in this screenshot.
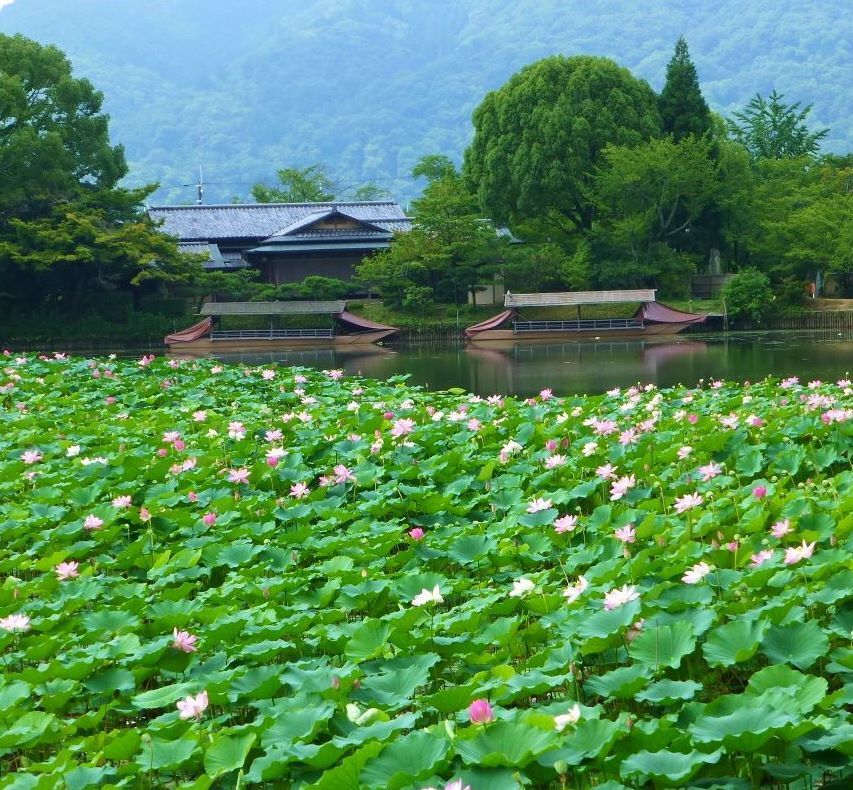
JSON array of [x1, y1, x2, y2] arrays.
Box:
[[592, 135, 719, 291], [658, 36, 712, 141], [728, 90, 829, 161], [0, 34, 128, 220], [348, 183, 391, 201], [464, 55, 661, 234], [358, 158, 507, 307], [0, 34, 189, 315], [722, 268, 774, 324], [251, 164, 336, 203]]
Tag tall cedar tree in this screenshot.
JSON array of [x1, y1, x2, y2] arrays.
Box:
[[658, 37, 712, 141]]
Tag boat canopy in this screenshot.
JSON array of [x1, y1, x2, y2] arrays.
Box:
[[464, 309, 516, 339], [200, 300, 347, 316], [505, 290, 657, 308], [636, 301, 706, 324], [336, 311, 397, 332]]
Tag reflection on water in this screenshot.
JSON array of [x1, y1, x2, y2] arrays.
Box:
[[196, 330, 853, 397]]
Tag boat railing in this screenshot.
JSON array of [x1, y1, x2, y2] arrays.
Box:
[[513, 319, 645, 333], [211, 329, 335, 340]]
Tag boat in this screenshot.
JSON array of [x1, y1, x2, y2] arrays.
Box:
[[164, 300, 398, 354], [465, 290, 706, 343]]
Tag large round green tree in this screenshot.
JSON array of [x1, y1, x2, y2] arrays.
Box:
[[463, 55, 661, 234], [0, 34, 190, 314]]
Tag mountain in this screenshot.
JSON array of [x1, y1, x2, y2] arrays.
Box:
[[1, 0, 850, 205]]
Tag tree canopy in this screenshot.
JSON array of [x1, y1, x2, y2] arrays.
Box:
[[0, 34, 188, 315], [251, 164, 337, 203], [728, 90, 830, 160], [658, 36, 712, 141], [464, 55, 662, 234]]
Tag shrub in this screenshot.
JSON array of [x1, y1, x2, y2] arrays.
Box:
[[722, 268, 774, 324]]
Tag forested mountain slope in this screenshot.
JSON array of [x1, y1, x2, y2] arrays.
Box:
[[1, 0, 849, 204]]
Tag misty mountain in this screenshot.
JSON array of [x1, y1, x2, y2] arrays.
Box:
[[2, 0, 850, 205]]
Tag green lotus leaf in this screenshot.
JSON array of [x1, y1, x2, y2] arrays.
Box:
[[83, 668, 136, 694], [620, 748, 723, 784], [136, 736, 198, 774], [538, 718, 624, 765], [761, 621, 829, 669], [629, 621, 696, 669], [0, 712, 58, 748], [746, 665, 828, 714], [690, 705, 794, 750], [203, 732, 256, 779], [132, 682, 198, 709], [584, 664, 648, 700], [702, 618, 769, 666], [307, 741, 384, 790], [455, 720, 557, 768], [359, 730, 451, 789], [345, 620, 393, 662], [636, 679, 702, 704]]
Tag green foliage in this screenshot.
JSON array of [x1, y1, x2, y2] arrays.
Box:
[[465, 55, 661, 233], [251, 163, 336, 203], [658, 37, 713, 141], [358, 162, 507, 306], [729, 90, 830, 161], [722, 268, 774, 323], [0, 357, 851, 785]]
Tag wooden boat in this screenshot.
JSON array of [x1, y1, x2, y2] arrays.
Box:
[[465, 290, 706, 343], [165, 300, 398, 354]]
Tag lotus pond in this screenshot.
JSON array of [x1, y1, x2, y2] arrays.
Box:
[[1, 354, 851, 789]]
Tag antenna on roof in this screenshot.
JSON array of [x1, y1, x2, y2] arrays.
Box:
[[196, 165, 204, 205]]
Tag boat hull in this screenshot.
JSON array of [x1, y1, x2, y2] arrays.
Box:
[[467, 322, 697, 344], [166, 330, 397, 356]]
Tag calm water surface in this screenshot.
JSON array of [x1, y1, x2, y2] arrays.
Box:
[[201, 330, 853, 397]]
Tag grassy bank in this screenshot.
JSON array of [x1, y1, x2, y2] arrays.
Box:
[[0, 355, 850, 786]]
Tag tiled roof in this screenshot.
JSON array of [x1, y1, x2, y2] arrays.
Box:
[[149, 202, 409, 242]]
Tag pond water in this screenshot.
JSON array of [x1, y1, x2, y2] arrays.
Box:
[[191, 330, 853, 397]]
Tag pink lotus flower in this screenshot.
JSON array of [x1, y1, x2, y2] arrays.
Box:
[[172, 628, 198, 653], [619, 428, 638, 446], [408, 527, 425, 541], [468, 698, 494, 724], [562, 575, 588, 603], [202, 512, 217, 527], [187, 491, 198, 503], [750, 549, 775, 567], [0, 613, 31, 632], [192, 410, 207, 422], [677, 446, 692, 460], [784, 540, 815, 565], [325, 369, 344, 380], [554, 514, 578, 534], [596, 463, 618, 481], [687, 413, 698, 424], [261, 368, 276, 380], [290, 482, 310, 498], [176, 690, 208, 720], [770, 519, 792, 538], [539, 388, 553, 401], [674, 492, 703, 513], [391, 418, 416, 437], [83, 514, 104, 531], [781, 376, 799, 388], [55, 561, 79, 580], [697, 461, 722, 481], [227, 468, 250, 484], [545, 454, 567, 469], [609, 474, 636, 501], [138, 354, 155, 367], [614, 524, 636, 544], [112, 495, 132, 509], [227, 421, 246, 439], [139, 507, 152, 522], [626, 619, 645, 642], [682, 561, 713, 584], [752, 485, 767, 499], [603, 584, 639, 610], [21, 450, 42, 465], [266, 448, 286, 467], [545, 439, 559, 452], [527, 497, 553, 513], [333, 464, 356, 484]]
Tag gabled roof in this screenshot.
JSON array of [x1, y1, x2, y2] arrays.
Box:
[[148, 201, 409, 242], [269, 207, 388, 238]]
